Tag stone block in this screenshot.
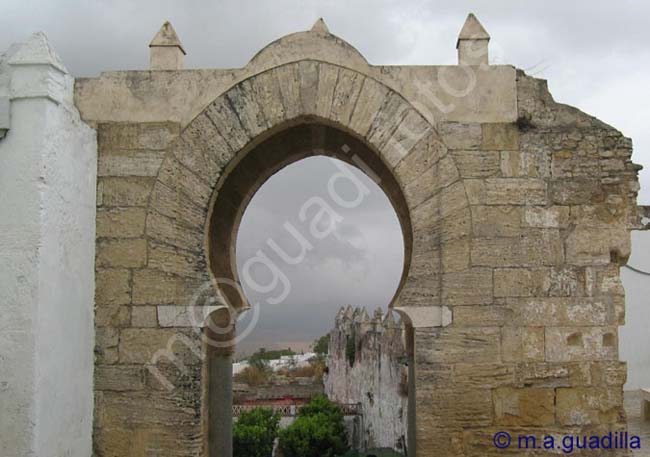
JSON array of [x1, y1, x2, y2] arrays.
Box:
[[453, 305, 513, 327], [330, 68, 364, 125], [590, 361, 627, 387], [417, 388, 493, 427], [471, 230, 563, 267], [550, 178, 603, 205], [148, 181, 206, 229], [565, 225, 630, 267], [439, 122, 482, 150], [522, 206, 570, 228], [349, 78, 389, 137], [147, 243, 204, 278], [515, 363, 571, 388], [95, 365, 145, 391], [205, 96, 251, 152], [501, 327, 544, 362], [545, 327, 618, 362], [512, 297, 611, 326], [500, 150, 539, 177], [494, 268, 548, 297], [394, 134, 446, 186], [226, 80, 271, 138], [442, 268, 493, 305], [96, 268, 131, 306], [452, 363, 515, 389], [119, 328, 192, 364], [484, 178, 547, 205], [493, 387, 555, 426], [96, 207, 147, 238], [131, 306, 158, 328], [98, 177, 155, 207], [95, 305, 131, 328], [98, 122, 179, 151], [146, 210, 203, 252], [452, 150, 500, 178], [96, 238, 147, 268], [416, 327, 501, 364], [132, 269, 198, 305], [441, 239, 470, 273], [556, 387, 623, 425], [481, 123, 519, 150], [97, 151, 166, 177], [471, 205, 521, 237]]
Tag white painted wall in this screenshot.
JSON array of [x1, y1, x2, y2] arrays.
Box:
[[621, 230, 650, 391], [0, 33, 96, 457]]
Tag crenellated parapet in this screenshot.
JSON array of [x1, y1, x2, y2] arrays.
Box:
[[325, 306, 407, 452]]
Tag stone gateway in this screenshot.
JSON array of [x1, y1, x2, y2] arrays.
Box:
[[0, 13, 644, 457]]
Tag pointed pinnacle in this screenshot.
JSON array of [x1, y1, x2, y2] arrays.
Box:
[[311, 18, 330, 34], [150, 21, 186, 55], [457, 13, 490, 47], [9, 32, 67, 73]]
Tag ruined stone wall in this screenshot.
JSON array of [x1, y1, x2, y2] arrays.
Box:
[[77, 21, 642, 457], [325, 307, 408, 452], [413, 71, 641, 456]]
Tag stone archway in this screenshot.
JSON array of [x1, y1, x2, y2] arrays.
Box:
[[144, 60, 470, 456]]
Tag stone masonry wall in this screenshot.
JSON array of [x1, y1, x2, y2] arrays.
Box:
[[80, 22, 642, 457], [325, 307, 408, 452], [412, 71, 641, 456]]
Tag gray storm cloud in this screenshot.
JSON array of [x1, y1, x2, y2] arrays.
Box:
[[4, 0, 648, 353]]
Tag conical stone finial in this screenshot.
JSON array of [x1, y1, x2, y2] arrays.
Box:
[[149, 21, 186, 70], [311, 18, 330, 34], [9, 32, 67, 73], [456, 13, 490, 66]]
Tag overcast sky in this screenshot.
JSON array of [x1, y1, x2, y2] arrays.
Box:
[[3, 0, 648, 355]]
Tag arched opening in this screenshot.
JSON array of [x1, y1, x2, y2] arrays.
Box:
[[204, 122, 416, 456]]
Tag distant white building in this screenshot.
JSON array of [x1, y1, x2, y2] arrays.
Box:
[[233, 353, 317, 375]]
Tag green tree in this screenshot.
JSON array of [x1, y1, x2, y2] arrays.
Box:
[[312, 334, 330, 355], [278, 395, 349, 457], [233, 407, 281, 457]]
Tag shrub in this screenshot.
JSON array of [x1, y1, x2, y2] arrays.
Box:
[[233, 365, 271, 386], [278, 395, 349, 457], [233, 407, 281, 457]]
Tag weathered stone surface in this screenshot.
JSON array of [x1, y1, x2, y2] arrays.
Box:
[[97, 177, 155, 207], [442, 268, 493, 305], [130, 306, 158, 328], [471, 230, 563, 267], [417, 327, 501, 364], [471, 205, 521, 237], [96, 207, 146, 238], [545, 327, 618, 362], [96, 239, 147, 268], [132, 269, 198, 305], [481, 123, 519, 150], [96, 269, 131, 306], [452, 150, 500, 178], [464, 178, 549, 205], [98, 150, 166, 177], [453, 363, 515, 389], [493, 387, 554, 426], [95, 365, 145, 391], [501, 326, 544, 362], [417, 388, 493, 427], [556, 387, 623, 425], [453, 305, 513, 327], [98, 122, 179, 151], [119, 328, 188, 364], [147, 243, 204, 278], [95, 305, 131, 328], [439, 122, 481, 150]]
